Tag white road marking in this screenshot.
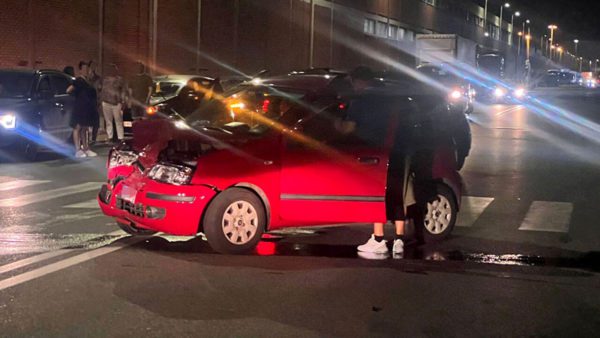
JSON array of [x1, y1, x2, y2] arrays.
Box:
[[0, 250, 74, 275], [518, 201, 573, 233], [0, 230, 125, 275], [0, 182, 103, 208], [456, 196, 495, 227], [0, 180, 50, 192], [0, 241, 133, 292], [63, 199, 99, 209]]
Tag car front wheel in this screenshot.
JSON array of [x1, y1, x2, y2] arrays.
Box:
[[415, 184, 457, 243], [203, 188, 265, 254]]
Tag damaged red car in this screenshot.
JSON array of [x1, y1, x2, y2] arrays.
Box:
[[98, 74, 464, 254]]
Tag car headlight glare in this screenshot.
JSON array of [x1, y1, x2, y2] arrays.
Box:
[[494, 88, 506, 98], [108, 150, 139, 168], [514, 88, 526, 98], [148, 163, 193, 185], [449, 89, 463, 100], [0, 114, 16, 129]]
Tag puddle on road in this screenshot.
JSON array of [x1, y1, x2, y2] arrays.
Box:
[[0, 232, 126, 255], [132, 234, 600, 273]]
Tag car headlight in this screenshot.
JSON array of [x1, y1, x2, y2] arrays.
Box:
[[0, 113, 16, 129], [494, 88, 506, 98], [449, 89, 463, 100], [513, 87, 526, 98], [147, 163, 193, 185], [108, 150, 139, 168]]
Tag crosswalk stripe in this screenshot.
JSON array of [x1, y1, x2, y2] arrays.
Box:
[[0, 182, 103, 208], [63, 199, 99, 209], [0, 180, 50, 192], [456, 196, 495, 227], [518, 201, 573, 233]]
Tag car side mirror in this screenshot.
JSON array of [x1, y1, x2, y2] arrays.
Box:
[[39, 90, 54, 100]]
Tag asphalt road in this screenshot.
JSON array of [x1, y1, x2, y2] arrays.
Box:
[[0, 88, 599, 337]]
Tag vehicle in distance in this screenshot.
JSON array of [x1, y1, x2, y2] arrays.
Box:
[[0, 69, 74, 159]]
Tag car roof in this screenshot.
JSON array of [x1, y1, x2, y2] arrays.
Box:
[[0, 68, 38, 75], [153, 74, 216, 83]]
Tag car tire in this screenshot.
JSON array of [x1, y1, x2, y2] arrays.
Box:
[[203, 188, 265, 254], [414, 184, 457, 244], [19, 141, 39, 162], [117, 221, 157, 236]]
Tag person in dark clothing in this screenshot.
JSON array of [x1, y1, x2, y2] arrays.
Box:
[[63, 66, 75, 77], [66, 61, 98, 158], [88, 61, 102, 144], [127, 62, 153, 119]]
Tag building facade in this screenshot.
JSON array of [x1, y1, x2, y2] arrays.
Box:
[[0, 0, 542, 78]]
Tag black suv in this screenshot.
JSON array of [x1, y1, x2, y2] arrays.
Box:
[[0, 69, 74, 159]]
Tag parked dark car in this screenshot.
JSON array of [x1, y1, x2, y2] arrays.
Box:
[[148, 74, 223, 118], [0, 69, 74, 159]]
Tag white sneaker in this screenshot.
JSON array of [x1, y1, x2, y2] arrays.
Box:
[[357, 235, 389, 254], [392, 239, 404, 254], [85, 149, 98, 157], [75, 150, 87, 158]]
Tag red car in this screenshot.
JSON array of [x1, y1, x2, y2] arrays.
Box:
[[98, 74, 463, 254]]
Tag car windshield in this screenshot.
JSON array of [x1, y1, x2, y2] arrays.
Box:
[[417, 66, 462, 85], [0, 71, 33, 98], [152, 81, 183, 97], [184, 86, 319, 135]]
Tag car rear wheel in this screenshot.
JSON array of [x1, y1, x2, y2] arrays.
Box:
[[415, 184, 457, 244], [203, 188, 265, 254], [117, 221, 157, 236]]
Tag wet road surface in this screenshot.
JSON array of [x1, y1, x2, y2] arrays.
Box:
[[0, 87, 599, 336]]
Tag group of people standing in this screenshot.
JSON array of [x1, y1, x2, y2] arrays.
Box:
[[63, 61, 153, 158]]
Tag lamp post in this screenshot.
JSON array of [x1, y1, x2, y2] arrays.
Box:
[[484, 0, 488, 35], [510, 11, 520, 45], [574, 39, 579, 57], [499, 3, 510, 41], [517, 31, 523, 55], [557, 46, 563, 64], [596, 59, 599, 73], [525, 34, 531, 60]]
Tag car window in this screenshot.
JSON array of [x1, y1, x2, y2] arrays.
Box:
[[300, 96, 398, 148], [38, 76, 52, 92], [0, 71, 34, 98], [50, 74, 71, 95]]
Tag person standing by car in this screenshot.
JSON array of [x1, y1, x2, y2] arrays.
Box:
[[349, 67, 410, 256], [66, 61, 98, 158], [88, 61, 102, 144], [101, 64, 126, 143], [127, 62, 153, 119]]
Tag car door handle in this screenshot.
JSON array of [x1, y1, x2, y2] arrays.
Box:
[[358, 156, 380, 165]]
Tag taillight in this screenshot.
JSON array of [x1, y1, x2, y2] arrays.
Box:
[[262, 99, 271, 113], [146, 106, 157, 115]]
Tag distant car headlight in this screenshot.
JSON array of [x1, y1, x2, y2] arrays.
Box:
[[0, 113, 16, 129], [494, 88, 506, 98], [513, 87, 526, 98], [449, 89, 463, 100], [108, 150, 139, 168], [148, 163, 193, 185]]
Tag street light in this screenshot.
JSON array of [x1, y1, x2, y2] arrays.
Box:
[[525, 34, 531, 59], [548, 25, 558, 59], [499, 3, 510, 41], [574, 39, 579, 57], [511, 11, 520, 45]]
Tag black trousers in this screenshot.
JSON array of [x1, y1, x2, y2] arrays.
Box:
[[385, 153, 408, 221]]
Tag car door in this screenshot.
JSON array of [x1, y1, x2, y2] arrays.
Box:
[[279, 96, 394, 225], [49, 73, 74, 141], [35, 75, 61, 135]]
